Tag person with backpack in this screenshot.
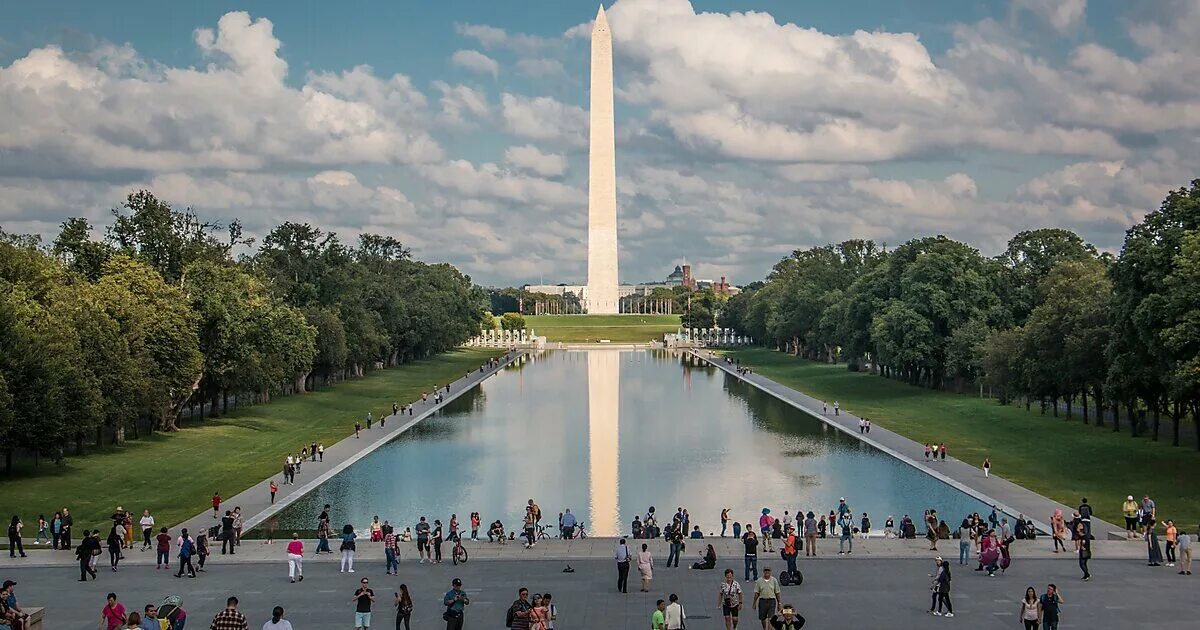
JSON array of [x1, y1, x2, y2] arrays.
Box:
[[174, 528, 196, 578], [505, 588, 532, 630], [1040, 584, 1064, 629], [442, 579, 468, 630]]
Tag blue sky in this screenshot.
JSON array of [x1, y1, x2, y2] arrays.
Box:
[[0, 0, 1195, 285]]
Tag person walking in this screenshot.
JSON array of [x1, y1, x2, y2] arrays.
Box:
[[983, 457, 991, 478], [106, 525, 122, 572], [286, 533, 304, 583], [1165, 519, 1178, 567], [317, 505, 332, 554], [75, 535, 98, 581], [209, 596, 248, 630], [341, 524, 358, 573], [352, 577, 375, 630], [211, 493, 221, 519], [1078, 498, 1093, 536], [1018, 586, 1041, 630], [832, 401, 839, 416], [395, 583, 415, 630], [664, 593, 686, 630], [384, 528, 399, 575], [1077, 525, 1092, 580], [100, 592, 127, 630], [743, 528, 759, 581], [1040, 584, 1064, 630], [263, 606, 293, 630], [174, 528, 196, 578], [752, 567, 781, 630], [718, 569, 743, 630], [7, 516, 26, 558], [270, 480, 278, 505], [929, 557, 953, 617], [638, 543, 654, 592], [614, 538, 631, 593], [1178, 529, 1193, 575], [651, 599, 667, 630]]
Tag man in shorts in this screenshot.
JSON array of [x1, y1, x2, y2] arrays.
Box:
[[352, 577, 374, 629], [753, 567, 781, 630]]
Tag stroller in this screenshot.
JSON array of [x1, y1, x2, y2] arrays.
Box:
[[157, 594, 186, 629]]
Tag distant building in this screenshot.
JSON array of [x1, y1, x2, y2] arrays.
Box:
[[523, 261, 737, 312]]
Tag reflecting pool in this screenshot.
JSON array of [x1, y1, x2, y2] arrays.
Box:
[[275, 350, 992, 535]]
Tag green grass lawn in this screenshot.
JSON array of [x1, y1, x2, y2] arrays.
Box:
[[1, 349, 501, 533], [525, 314, 681, 343], [725, 348, 1200, 528]]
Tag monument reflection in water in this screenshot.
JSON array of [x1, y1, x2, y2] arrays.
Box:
[[275, 351, 992, 536]]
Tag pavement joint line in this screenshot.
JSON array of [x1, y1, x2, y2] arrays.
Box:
[[688, 350, 1103, 535], [178, 351, 525, 536]]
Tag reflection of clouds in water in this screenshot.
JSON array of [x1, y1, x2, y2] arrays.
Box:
[[274, 350, 990, 533]]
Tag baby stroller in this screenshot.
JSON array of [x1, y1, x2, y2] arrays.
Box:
[[157, 594, 186, 629]]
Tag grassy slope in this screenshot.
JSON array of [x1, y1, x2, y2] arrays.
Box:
[[726, 348, 1200, 527], [2, 349, 501, 532], [525, 314, 681, 343]]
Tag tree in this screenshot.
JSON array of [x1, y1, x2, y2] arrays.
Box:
[[52, 218, 113, 281], [500, 312, 527, 331], [107, 190, 244, 286], [681, 304, 714, 330]]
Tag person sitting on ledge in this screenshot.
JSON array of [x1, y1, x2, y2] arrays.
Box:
[[488, 521, 506, 543], [690, 526, 704, 539], [691, 543, 717, 570], [399, 527, 412, 543]]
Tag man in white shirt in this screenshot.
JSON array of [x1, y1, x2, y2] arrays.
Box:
[[664, 593, 686, 630], [614, 539, 631, 593]]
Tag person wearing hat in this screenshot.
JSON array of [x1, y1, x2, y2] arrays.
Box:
[[752, 567, 781, 630], [1122, 496, 1139, 539], [768, 604, 805, 629], [442, 578, 468, 630]]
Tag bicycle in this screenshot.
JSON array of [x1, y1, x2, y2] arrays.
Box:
[[452, 537, 468, 565]]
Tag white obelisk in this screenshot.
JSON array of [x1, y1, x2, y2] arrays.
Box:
[[586, 5, 619, 314]]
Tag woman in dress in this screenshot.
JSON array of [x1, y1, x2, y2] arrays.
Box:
[[637, 543, 654, 592], [370, 516, 383, 542], [528, 594, 549, 630], [1051, 509, 1068, 553]]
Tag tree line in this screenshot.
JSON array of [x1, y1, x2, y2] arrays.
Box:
[[720, 180, 1200, 448], [0, 191, 489, 470]]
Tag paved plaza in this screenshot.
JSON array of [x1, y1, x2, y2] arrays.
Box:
[[2, 549, 1195, 629]]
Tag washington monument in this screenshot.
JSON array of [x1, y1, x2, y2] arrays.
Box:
[[586, 5, 619, 314]]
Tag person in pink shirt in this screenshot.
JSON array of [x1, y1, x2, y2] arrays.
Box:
[[100, 592, 126, 630], [287, 533, 304, 583], [758, 510, 775, 552]]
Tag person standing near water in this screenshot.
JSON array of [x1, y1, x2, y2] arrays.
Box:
[[983, 457, 992, 478], [638, 543, 654, 592], [614, 539, 631, 593]]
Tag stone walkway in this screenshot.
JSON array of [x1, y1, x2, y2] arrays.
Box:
[[688, 350, 1121, 537], [172, 351, 525, 540]]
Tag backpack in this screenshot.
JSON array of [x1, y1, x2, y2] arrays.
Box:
[[179, 538, 193, 558], [505, 602, 516, 628]]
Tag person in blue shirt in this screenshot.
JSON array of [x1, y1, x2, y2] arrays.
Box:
[[561, 509, 578, 539], [443, 577, 469, 630], [689, 526, 704, 539]]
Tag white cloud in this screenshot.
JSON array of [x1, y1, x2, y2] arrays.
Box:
[[450, 49, 499, 78], [499, 93, 587, 146], [454, 23, 555, 55], [0, 12, 442, 177], [1012, 0, 1087, 33], [516, 58, 567, 79], [503, 145, 568, 177], [850, 173, 978, 218], [432, 81, 490, 127], [418, 159, 584, 207], [776, 164, 871, 183]]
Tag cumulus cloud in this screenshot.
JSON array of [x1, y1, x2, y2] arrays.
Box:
[[499, 93, 588, 146], [0, 11, 442, 177], [1012, 0, 1087, 33], [516, 57, 567, 79], [418, 159, 584, 207], [450, 49, 499, 78], [504, 145, 568, 177]]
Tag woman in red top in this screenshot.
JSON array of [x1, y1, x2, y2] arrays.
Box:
[[100, 592, 126, 630], [287, 533, 305, 583], [470, 513, 481, 541]]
